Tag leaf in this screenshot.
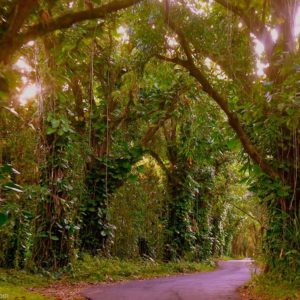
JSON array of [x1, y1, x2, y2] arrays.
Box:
[[226, 138, 240, 150], [122, 161, 132, 169], [57, 129, 64, 136], [46, 127, 56, 135], [37, 232, 48, 238], [128, 174, 138, 182], [0, 164, 13, 174], [51, 119, 60, 128], [137, 165, 145, 173], [4, 106, 19, 117], [11, 168, 20, 175], [3, 182, 23, 193], [3, 186, 23, 193], [50, 235, 59, 241], [0, 213, 8, 226]]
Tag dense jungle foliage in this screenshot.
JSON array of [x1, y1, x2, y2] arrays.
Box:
[[0, 0, 299, 291]]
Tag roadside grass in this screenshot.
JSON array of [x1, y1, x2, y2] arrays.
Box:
[[0, 256, 215, 299], [0, 285, 52, 300], [0, 269, 52, 299], [69, 255, 215, 282], [219, 255, 234, 261], [245, 272, 300, 300], [219, 255, 245, 261]]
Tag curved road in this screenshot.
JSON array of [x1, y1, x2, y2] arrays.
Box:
[[81, 259, 253, 300]]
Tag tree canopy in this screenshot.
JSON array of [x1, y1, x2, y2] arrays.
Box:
[[0, 0, 299, 283]]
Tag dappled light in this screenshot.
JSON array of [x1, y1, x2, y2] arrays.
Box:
[[13, 56, 41, 105], [295, 6, 300, 36], [19, 84, 41, 105]]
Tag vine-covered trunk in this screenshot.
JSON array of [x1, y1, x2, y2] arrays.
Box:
[[265, 204, 300, 275], [31, 128, 73, 269], [79, 158, 112, 255], [193, 196, 212, 261], [265, 161, 300, 275], [80, 152, 142, 255], [31, 37, 74, 270], [164, 163, 193, 260], [258, 126, 299, 275]]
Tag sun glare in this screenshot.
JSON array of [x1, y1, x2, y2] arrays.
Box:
[[270, 29, 278, 42], [117, 25, 129, 43], [13, 56, 40, 105], [254, 39, 264, 56], [19, 84, 40, 106], [14, 57, 32, 72], [26, 40, 34, 47], [295, 7, 300, 36]]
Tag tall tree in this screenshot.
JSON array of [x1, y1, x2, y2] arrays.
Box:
[[155, 0, 300, 274]]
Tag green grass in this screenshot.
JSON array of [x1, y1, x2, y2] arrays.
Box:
[[219, 255, 234, 261], [0, 256, 215, 299], [0, 269, 53, 299], [0, 285, 52, 300], [219, 255, 245, 261], [247, 273, 300, 300]]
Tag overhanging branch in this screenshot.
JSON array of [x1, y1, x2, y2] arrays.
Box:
[[5, 0, 38, 37], [20, 0, 141, 43], [214, 0, 274, 58], [0, 0, 142, 64], [161, 1, 282, 182], [160, 56, 281, 181]]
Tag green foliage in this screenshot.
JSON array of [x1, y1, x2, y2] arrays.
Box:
[[70, 255, 215, 282], [46, 113, 75, 137], [80, 148, 143, 254], [110, 157, 166, 259], [247, 272, 300, 300], [0, 286, 52, 300], [0, 164, 22, 194], [1, 0, 299, 287], [0, 257, 214, 299]]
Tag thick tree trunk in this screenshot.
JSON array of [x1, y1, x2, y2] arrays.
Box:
[[164, 166, 192, 260], [30, 38, 73, 270], [80, 153, 143, 255]]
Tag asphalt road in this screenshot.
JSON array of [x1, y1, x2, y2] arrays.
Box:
[[81, 259, 253, 300]]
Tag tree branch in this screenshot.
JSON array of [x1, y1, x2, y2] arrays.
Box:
[[140, 94, 179, 147], [0, 0, 38, 64], [21, 0, 141, 43], [229, 201, 263, 225], [214, 0, 274, 59], [5, 0, 38, 36], [161, 3, 282, 181], [146, 150, 170, 177], [168, 59, 281, 180], [0, 0, 142, 64]]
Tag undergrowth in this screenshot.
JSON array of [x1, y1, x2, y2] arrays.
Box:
[[69, 255, 215, 282], [246, 272, 300, 300]]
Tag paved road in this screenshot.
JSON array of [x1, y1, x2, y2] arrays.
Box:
[[81, 259, 253, 300]]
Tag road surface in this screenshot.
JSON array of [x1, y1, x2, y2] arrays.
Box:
[[81, 259, 253, 300]]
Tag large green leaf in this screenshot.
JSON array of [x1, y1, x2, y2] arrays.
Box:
[[0, 213, 8, 226]]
